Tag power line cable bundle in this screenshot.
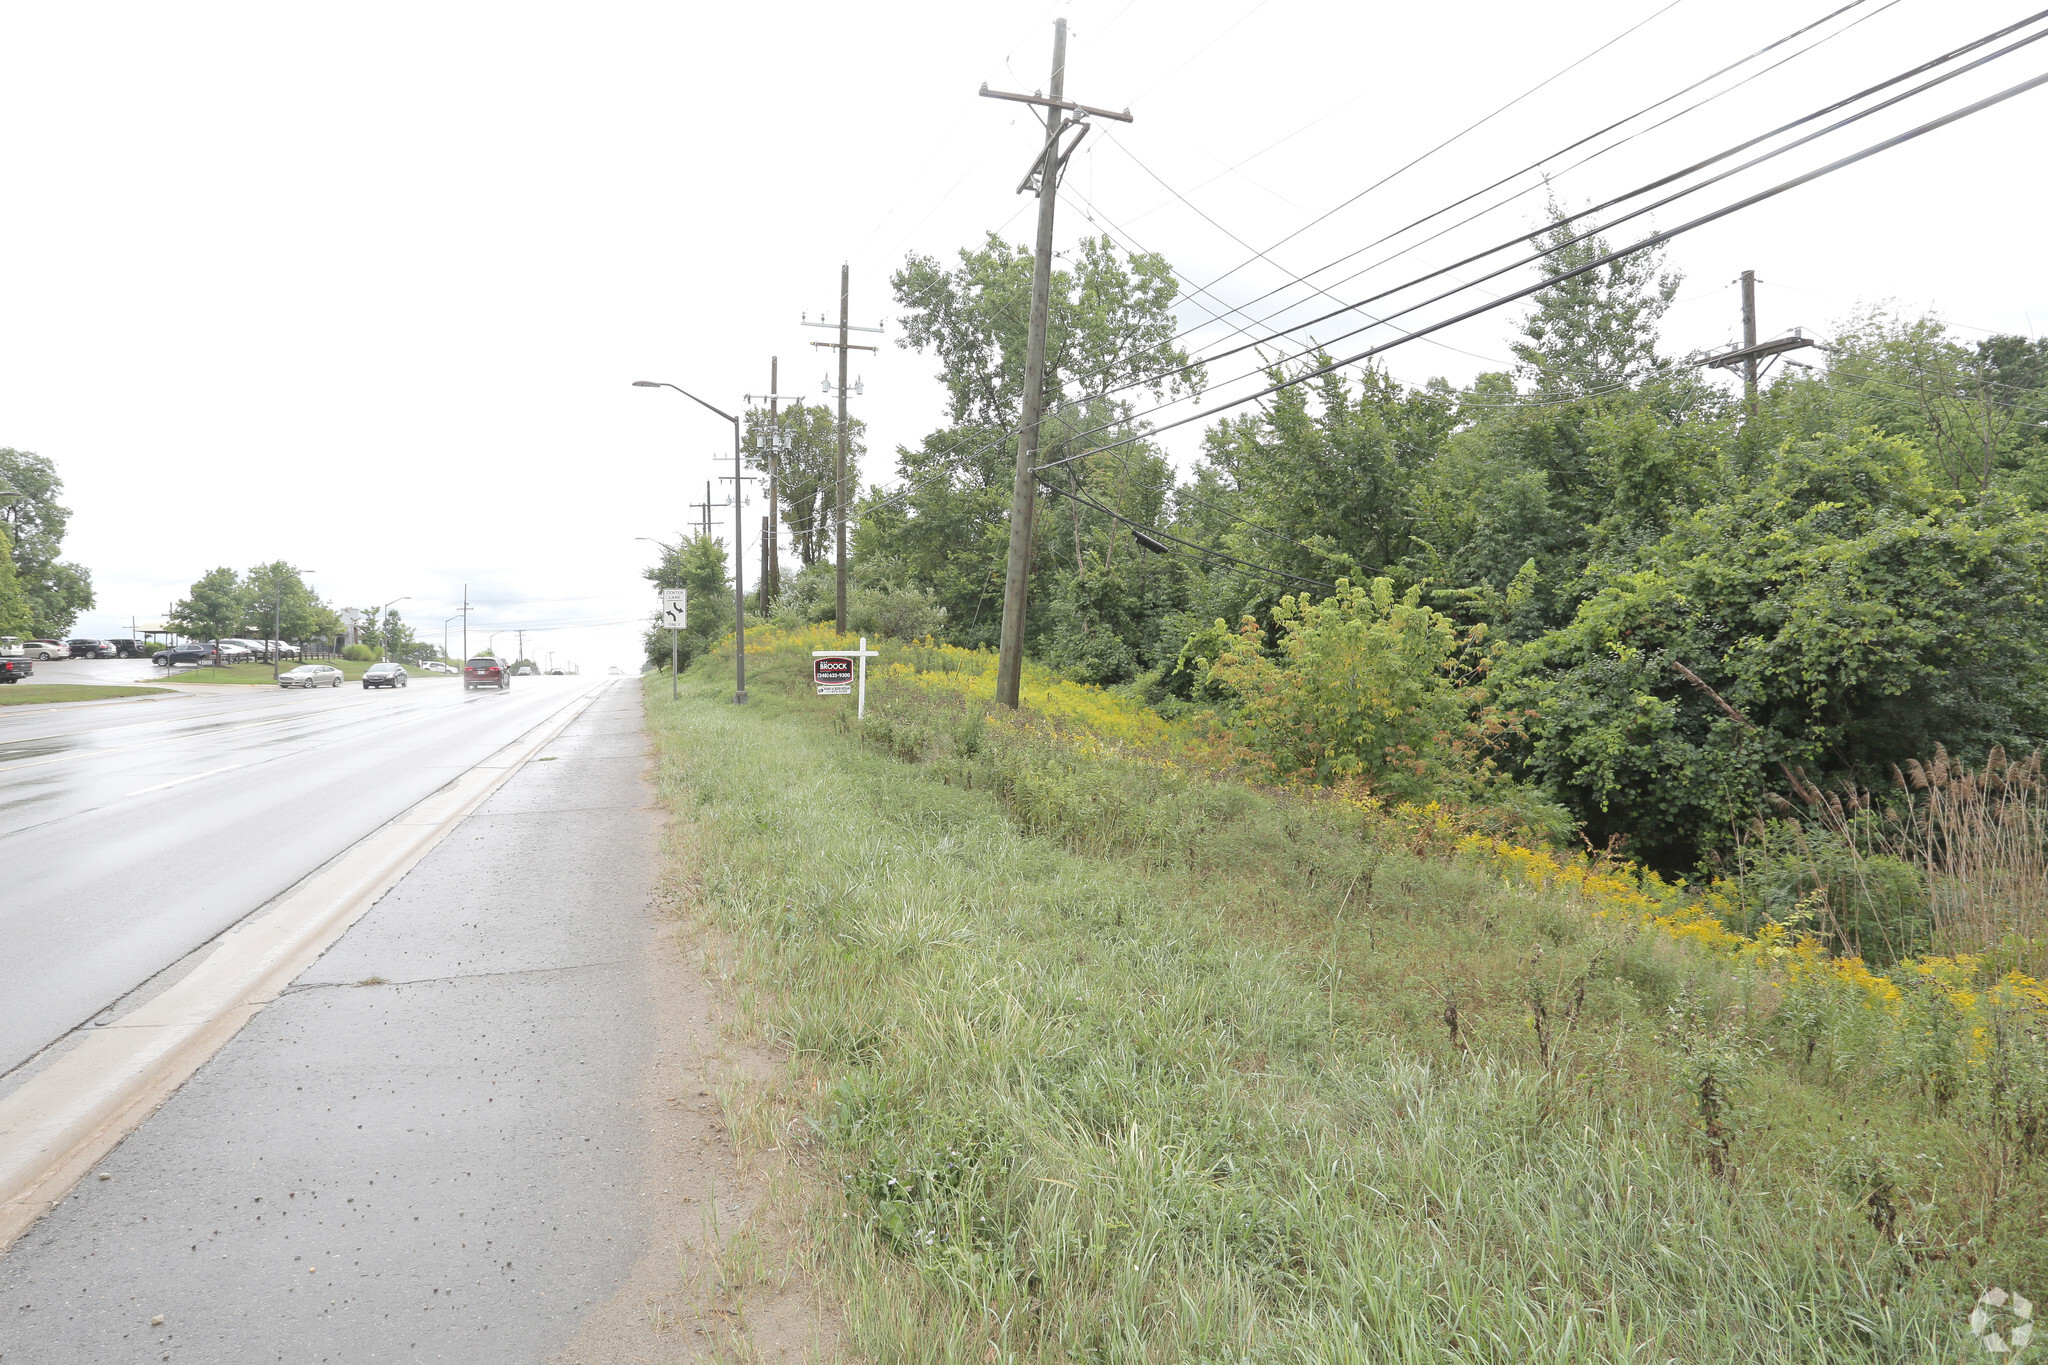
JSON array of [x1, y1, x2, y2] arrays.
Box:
[[782, 11, 2048, 590]]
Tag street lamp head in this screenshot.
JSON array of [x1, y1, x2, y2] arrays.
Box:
[[632, 380, 661, 388]]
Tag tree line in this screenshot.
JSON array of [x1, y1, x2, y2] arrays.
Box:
[[644, 223, 2048, 876]]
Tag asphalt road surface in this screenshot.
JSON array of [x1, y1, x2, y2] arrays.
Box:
[[0, 681, 675, 1362], [0, 673, 606, 1075]]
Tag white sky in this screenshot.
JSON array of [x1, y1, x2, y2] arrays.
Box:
[[3, 0, 2042, 667]]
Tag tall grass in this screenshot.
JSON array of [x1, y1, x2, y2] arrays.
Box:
[[1777, 746, 2048, 973], [643, 641, 2036, 1362]]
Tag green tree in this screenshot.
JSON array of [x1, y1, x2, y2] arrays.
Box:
[[1506, 431, 2048, 869], [0, 522, 33, 637], [641, 533, 733, 670], [1768, 312, 2048, 497], [1206, 576, 1490, 797], [168, 568, 248, 663], [241, 562, 335, 647], [873, 234, 1203, 656], [1510, 203, 1681, 398], [1197, 358, 1456, 585], [892, 233, 1202, 429], [0, 448, 95, 638], [745, 403, 863, 569]]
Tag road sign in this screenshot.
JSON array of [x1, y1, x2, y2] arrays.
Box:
[[813, 655, 853, 695], [659, 589, 687, 629]]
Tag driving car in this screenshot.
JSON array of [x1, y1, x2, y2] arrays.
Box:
[[419, 661, 455, 674], [279, 663, 344, 689], [463, 657, 510, 690], [362, 661, 408, 689], [67, 638, 117, 659]]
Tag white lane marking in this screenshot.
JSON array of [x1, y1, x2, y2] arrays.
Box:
[[0, 684, 477, 775], [125, 764, 245, 797]]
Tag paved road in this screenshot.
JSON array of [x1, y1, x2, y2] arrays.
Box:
[[0, 682, 670, 1362], [0, 674, 606, 1075]]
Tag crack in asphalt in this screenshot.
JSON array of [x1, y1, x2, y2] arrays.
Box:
[[278, 960, 627, 994]]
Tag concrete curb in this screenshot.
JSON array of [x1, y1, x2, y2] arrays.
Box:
[[0, 680, 614, 1252]]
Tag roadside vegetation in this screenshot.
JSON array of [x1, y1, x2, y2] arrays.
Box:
[[646, 630, 2047, 1362], [631, 214, 2048, 1358], [0, 683, 171, 706]]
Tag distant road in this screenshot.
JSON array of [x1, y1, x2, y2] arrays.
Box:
[[0, 676, 604, 1075]]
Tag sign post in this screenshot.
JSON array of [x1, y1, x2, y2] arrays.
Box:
[[659, 589, 687, 701], [813, 636, 880, 720]]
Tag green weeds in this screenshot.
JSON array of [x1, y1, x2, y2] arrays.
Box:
[[644, 646, 2024, 1361]]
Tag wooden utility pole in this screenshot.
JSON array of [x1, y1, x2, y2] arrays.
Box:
[[690, 481, 716, 540], [1706, 271, 1814, 426], [801, 273, 881, 633], [983, 20, 1131, 708], [764, 357, 780, 613], [1740, 269, 1759, 421]]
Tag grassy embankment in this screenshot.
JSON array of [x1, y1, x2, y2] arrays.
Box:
[[167, 660, 455, 685], [644, 625, 2043, 1362], [0, 683, 173, 706]]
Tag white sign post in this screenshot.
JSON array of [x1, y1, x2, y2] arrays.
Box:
[[659, 589, 687, 700], [813, 636, 880, 719]]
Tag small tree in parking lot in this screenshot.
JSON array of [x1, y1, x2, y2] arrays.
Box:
[[241, 561, 335, 652], [169, 567, 248, 664]]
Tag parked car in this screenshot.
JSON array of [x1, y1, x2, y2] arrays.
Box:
[[279, 663, 344, 689], [214, 642, 254, 661], [362, 662, 408, 689], [267, 640, 301, 658], [103, 638, 155, 659], [0, 657, 31, 683], [419, 661, 455, 674], [463, 657, 510, 691], [21, 640, 65, 660], [153, 642, 216, 666], [67, 638, 117, 659]]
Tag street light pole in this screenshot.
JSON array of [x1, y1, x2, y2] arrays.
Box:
[[443, 615, 460, 664], [378, 596, 410, 662], [634, 380, 747, 705]]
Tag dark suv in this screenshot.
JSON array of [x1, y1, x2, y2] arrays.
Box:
[[105, 638, 154, 659], [463, 657, 510, 691], [153, 642, 218, 666], [67, 638, 117, 659]]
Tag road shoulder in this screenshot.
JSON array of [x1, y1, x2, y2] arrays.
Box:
[[0, 682, 837, 1363]]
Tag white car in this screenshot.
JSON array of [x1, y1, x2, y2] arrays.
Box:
[[278, 663, 344, 689], [20, 640, 65, 661]]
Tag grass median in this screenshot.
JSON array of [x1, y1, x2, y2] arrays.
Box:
[[645, 636, 2022, 1363], [163, 660, 458, 685], [0, 683, 173, 706]]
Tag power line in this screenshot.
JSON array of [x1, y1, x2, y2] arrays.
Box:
[[829, 8, 2030, 538], [790, 22, 2046, 544], [1036, 68, 2048, 473]]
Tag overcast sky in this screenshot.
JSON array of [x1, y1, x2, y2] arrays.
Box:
[[2, 0, 2041, 667]]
